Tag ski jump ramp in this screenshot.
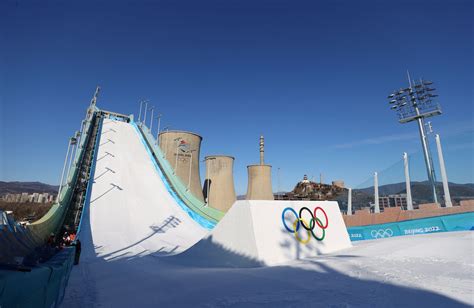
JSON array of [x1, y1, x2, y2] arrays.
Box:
[[72, 117, 351, 279]]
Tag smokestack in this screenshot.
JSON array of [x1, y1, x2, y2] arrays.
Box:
[[204, 156, 236, 212], [246, 135, 274, 200], [159, 130, 204, 202]]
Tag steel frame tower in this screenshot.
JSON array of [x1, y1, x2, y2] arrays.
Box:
[[387, 73, 442, 203]]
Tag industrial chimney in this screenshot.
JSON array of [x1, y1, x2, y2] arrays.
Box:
[[203, 155, 236, 212], [246, 135, 274, 200], [158, 130, 204, 202]]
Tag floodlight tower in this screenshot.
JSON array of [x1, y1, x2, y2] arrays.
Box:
[[387, 73, 442, 203]]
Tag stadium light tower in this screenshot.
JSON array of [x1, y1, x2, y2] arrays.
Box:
[[387, 73, 442, 203]]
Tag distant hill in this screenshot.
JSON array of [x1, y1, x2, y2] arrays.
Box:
[[0, 181, 59, 195], [333, 181, 474, 210]]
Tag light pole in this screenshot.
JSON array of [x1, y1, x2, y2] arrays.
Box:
[[72, 131, 81, 164], [66, 136, 78, 186], [374, 172, 380, 213], [78, 120, 86, 149], [138, 100, 144, 123], [435, 134, 453, 207], [156, 114, 162, 143], [403, 152, 414, 210], [143, 100, 149, 125], [90, 86, 100, 107], [149, 106, 155, 131], [205, 157, 216, 206], [387, 73, 441, 203], [57, 137, 75, 202], [187, 149, 197, 190]]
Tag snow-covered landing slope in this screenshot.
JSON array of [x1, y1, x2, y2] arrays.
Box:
[[78, 118, 208, 262]]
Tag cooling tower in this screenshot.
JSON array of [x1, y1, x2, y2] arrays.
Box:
[[246, 165, 274, 200], [203, 155, 236, 212], [246, 136, 274, 200], [158, 130, 204, 202]]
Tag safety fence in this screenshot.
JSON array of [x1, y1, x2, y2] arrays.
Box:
[[0, 247, 76, 308], [347, 212, 474, 241]]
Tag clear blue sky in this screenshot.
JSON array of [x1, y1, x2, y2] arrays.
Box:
[[1, 0, 473, 194]]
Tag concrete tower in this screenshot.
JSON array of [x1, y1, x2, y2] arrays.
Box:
[[204, 155, 236, 212], [159, 130, 204, 202], [246, 136, 274, 200]]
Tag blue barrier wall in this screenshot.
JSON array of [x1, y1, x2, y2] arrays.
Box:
[[347, 212, 474, 241], [0, 247, 76, 308]]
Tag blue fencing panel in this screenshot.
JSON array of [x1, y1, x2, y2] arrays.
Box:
[[441, 212, 474, 231], [347, 212, 474, 241], [397, 217, 446, 236], [348, 223, 401, 241], [0, 247, 76, 308]]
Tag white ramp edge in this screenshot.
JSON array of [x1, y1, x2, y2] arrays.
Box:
[[178, 200, 352, 266]]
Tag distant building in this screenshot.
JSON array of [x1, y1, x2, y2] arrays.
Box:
[[0, 192, 55, 203], [20, 193, 29, 203], [379, 194, 408, 210], [279, 175, 345, 201]]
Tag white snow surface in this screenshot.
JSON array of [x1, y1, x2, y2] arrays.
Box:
[[80, 118, 208, 261], [63, 231, 474, 307]]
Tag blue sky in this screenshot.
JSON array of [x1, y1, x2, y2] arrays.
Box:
[[1, 0, 473, 194]]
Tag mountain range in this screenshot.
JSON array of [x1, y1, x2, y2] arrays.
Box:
[[0, 181, 59, 195], [334, 181, 474, 210]]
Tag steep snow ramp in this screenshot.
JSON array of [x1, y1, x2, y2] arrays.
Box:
[[78, 118, 209, 261], [175, 200, 352, 266]]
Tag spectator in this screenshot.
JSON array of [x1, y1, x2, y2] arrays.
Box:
[[73, 239, 82, 265]]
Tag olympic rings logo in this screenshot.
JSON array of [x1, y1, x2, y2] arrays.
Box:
[[370, 229, 394, 239], [281, 207, 329, 244]]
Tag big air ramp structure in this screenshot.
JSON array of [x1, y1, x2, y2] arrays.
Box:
[[70, 117, 352, 271], [77, 117, 351, 263], [1, 95, 351, 307]]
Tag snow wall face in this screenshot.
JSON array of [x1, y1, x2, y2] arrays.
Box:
[[209, 200, 352, 266]]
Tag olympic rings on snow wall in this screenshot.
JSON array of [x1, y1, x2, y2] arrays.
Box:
[[281, 206, 329, 244], [347, 212, 474, 241]]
